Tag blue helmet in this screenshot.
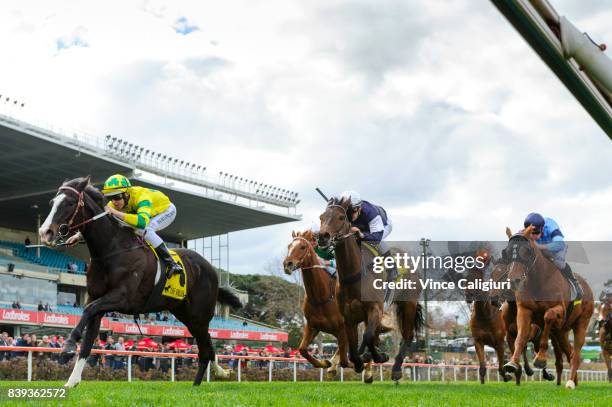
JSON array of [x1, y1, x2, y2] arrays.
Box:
[[524, 213, 545, 232]]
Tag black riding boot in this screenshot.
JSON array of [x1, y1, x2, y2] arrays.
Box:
[[155, 243, 182, 279], [560, 264, 583, 300]]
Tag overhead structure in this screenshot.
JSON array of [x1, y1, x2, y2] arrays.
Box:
[[491, 0, 612, 138], [0, 113, 302, 243]]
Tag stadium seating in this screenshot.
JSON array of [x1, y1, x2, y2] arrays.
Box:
[[0, 240, 86, 273]]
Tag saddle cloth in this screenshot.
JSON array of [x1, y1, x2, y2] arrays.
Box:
[[147, 243, 187, 301]]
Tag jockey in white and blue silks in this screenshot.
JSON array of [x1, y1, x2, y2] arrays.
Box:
[[341, 190, 395, 306], [523, 212, 582, 299], [340, 190, 393, 246]]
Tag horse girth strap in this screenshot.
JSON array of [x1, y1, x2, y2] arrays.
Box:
[[340, 269, 362, 286]]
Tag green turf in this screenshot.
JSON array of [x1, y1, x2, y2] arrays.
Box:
[[0, 381, 608, 406]]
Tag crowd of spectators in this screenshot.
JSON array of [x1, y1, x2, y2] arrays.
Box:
[[0, 332, 64, 361]]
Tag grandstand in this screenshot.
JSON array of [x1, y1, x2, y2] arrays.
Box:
[[0, 108, 299, 344]]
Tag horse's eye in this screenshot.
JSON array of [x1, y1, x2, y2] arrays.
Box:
[[339, 215, 345, 221]]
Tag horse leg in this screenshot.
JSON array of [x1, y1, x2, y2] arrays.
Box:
[[363, 360, 374, 384], [62, 289, 127, 361], [566, 323, 587, 389], [474, 341, 486, 384], [193, 325, 215, 386], [335, 323, 351, 369], [363, 307, 387, 364], [542, 334, 561, 383], [299, 325, 328, 369], [496, 342, 510, 382], [504, 307, 531, 383], [523, 323, 539, 376], [555, 332, 572, 386], [65, 314, 102, 388], [506, 328, 522, 385], [391, 303, 416, 382], [534, 306, 562, 369], [345, 321, 364, 373]]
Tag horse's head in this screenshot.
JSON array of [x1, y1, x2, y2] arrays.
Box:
[[283, 230, 316, 275], [317, 196, 351, 248], [38, 176, 92, 245], [504, 226, 537, 290]]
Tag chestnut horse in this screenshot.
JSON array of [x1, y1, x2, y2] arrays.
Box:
[[318, 197, 424, 381], [502, 227, 594, 389], [490, 261, 567, 385], [283, 230, 374, 382], [465, 260, 511, 384]]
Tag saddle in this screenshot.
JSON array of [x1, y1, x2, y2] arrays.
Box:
[[146, 242, 188, 301]]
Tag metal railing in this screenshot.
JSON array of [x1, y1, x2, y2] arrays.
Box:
[[1, 346, 608, 383]]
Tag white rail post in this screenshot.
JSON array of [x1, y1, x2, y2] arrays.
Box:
[[454, 367, 457, 382], [487, 367, 490, 382], [237, 358, 241, 382], [340, 367, 344, 382], [379, 364, 383, 381], [293, 360, 297, 382], [27, 351, 32, 382], [412, 366, 416, 382], [171, 357, 175, 382], [441, 367, 444, 382], [464, 367, 468, 381], [206, 358, 211, 382], [320, 368, 323, 382], [428, 366, 431, 381], [128, 355, 132, 382], [268, 360, 273, 382]]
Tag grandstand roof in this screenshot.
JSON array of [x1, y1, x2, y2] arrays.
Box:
[[0, 115, 300, 241]]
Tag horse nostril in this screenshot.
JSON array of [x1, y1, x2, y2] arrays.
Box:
[[286, 261, 293, 268]]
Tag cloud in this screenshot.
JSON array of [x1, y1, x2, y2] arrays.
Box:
[[56, 26, 89, 51], [0, 0, 610, 277], [173, 16, 199, 35]]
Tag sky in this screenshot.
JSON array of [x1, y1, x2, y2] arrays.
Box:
[[0, 0, 611, 275]]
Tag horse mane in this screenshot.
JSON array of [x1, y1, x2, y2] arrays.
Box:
[[296, 229, 315, 242]]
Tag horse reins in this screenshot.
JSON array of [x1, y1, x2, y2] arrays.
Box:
[[321, 204, 363, 285], [57, 185, 109, 236]]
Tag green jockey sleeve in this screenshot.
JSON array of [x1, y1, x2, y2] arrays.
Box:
[[314, 246, 335, 261]]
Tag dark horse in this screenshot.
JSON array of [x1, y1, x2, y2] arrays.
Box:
[[318, 197, 423, 381], [38, 177, 241, 387]]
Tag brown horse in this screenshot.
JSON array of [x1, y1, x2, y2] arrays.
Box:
[[318, 197, 424, 381], [490, 261, 567, 385], [283, 229, 374, 382], [465, 256, 511, 384], [502, 227, 594, 389]]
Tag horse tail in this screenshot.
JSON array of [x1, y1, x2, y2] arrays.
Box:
[[396, 302, 425, 336], [217, 287, 242, 309]]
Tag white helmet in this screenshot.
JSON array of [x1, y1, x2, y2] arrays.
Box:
[[340, 190, 362, 207]]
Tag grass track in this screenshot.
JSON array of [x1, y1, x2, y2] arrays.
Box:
[[0, 381, 608, 406]]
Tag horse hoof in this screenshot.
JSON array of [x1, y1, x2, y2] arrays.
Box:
[[361, 352, 372, 363], [391, 369, 402, 382], [503, 374, 511, 382], [364, 375, 374, 384], [565, 380, 575, 390], [59, 351, 75, 365], [373, 352, 389, 364], [524, 367, 534, 376], [321, 359, 332, 369], [353, 360, 364, 374], [542, 370, 555, 381], [533, 358, 546, 369], [503, 362, 520, 375], [326, 369, 337, 379]]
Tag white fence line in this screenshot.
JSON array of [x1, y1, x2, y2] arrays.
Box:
[[0, 346, 608, 383]]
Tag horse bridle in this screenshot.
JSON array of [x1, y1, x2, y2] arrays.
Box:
[[56, 186, 108, 239], [321, 204, 356, 248], [289, 236, 335, 307], [506, 238, 537, 283], [289, 237, 327, 271]]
